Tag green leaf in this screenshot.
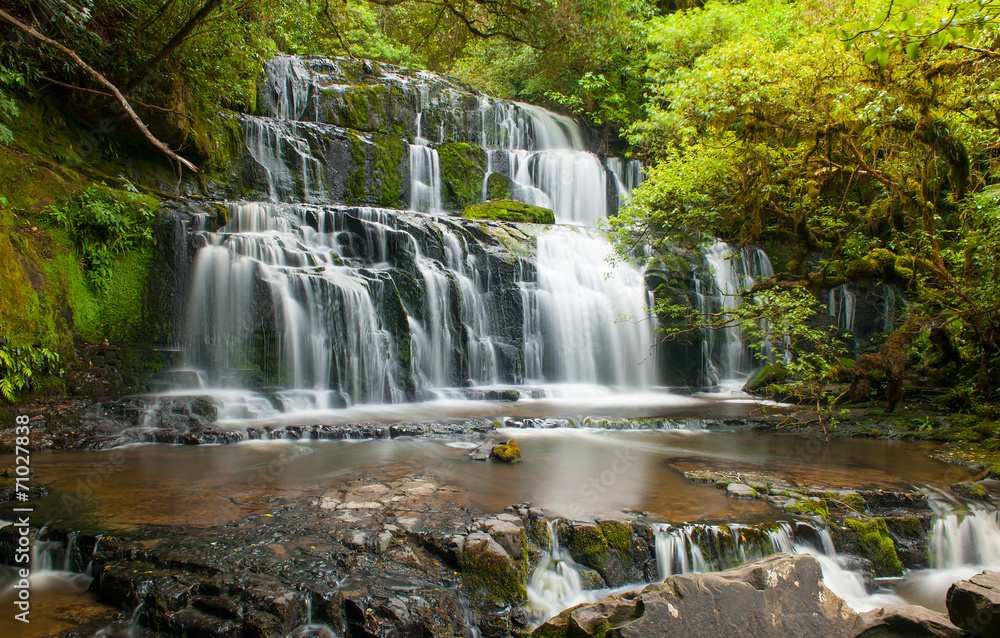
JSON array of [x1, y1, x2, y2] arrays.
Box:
[[905, 41, 921, 60]]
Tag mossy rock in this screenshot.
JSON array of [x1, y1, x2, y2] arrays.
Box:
[[846, 258, 876, 281], [437, 143, 486, 211], [464, 200, 555, 225], [840, 518, 903, 577], [950, 480, 990, 501], [459, 533, 528, 609], [744, 362, 788, 393], [787, 497, 830, 522], [490, 439, 521, 463], [486, 172, 516, 201]]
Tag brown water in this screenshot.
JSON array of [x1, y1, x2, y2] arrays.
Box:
[[10, 428, 971, 529]]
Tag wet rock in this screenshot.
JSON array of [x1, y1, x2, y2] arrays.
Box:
[[532, 554, 857, 638], [470, 441, 494, 460], [727, 483, 758, 499], [490, 439, 521, 463], [852, 605, 964, 637], [458, 531, 528, 609], [557, 519, 654, 588], [743, 362, 788, 393], [947, 570, 1000, 637], [950, 480, 991, 501], [830, 517, 904, 577]]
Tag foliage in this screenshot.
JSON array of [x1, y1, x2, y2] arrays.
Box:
[[0, 339, 60, 401], [45, 181, 158, 288], [614, 0, 1000, 401], [837, 0, 1000, 64], [0, 63, 24, 144]]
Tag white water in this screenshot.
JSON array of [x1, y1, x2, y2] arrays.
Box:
[[526, 227, 656, 388], [699, 241, 775, 383], [528, 506, 1000, 623]]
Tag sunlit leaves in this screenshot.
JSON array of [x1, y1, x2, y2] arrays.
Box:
[[838, 0, 1000, 65]]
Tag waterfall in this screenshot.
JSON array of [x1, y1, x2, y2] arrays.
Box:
[[526, 520, 609, 621], [526, 227, 656, 389], [409, 144, 443, 214], [930, 508, 1000, 568], [651, 522, 799, 579], [701, 241, 775, 382], [478, 98, 611, 226], [175, 55, 673, 418]]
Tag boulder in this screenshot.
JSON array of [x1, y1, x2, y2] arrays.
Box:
[[464, 200, 555, 224], [947, 570, 1000, 637], [490, 439, 522, 463], [851, 605, 964, 637], [531, 554, 857, 638]]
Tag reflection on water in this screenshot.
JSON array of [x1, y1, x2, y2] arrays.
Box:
[[9, 429, 971, 529]]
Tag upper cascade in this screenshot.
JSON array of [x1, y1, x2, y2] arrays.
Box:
[[240, 55, 643, 225]]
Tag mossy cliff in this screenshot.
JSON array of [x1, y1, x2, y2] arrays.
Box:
[[0, 98, 183, 404]]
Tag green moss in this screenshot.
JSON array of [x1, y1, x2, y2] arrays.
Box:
[[460, 544, 528, 608], [788, 498, 830, 521], [372, 132, 406, 207], [437, 143, 486, 210], [882, 515, 923, 539], [844, 518, 903, 577], [839, 492, 867, 513], [744, 362, 788, 393], [347, 134, 367, 204], [598, 520, 635, 568], [464, 200, 555, 224], [846, 258, 876, 281], [567, 525, 610, 572], [490, 439, 521, 463]]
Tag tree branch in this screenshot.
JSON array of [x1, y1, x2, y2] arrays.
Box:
[[124, 0, 223, 94], [0, 8, 199, 173]]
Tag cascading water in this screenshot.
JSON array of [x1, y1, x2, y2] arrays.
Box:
[[699, 241, 775, 384], [525, 227, 656, 389], [174, 55, 662, 419]]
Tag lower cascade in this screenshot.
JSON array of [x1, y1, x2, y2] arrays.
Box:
[[525, 505, 1000, 623]]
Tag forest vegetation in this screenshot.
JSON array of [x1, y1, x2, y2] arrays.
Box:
[[0, 0, 998, 451]]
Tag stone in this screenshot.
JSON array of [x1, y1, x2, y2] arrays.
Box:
[[852, 605, 964, 637], [947, 570, 1000, 637], [727, 483, 758, 499], [950, 480, 991, 501], [490, 439, 521, 463], [532, 554, 857, 638]]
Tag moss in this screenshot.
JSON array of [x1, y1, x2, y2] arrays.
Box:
[[464, 200, 555, 224], [598, 520, 635, 568], [788, 498, 829, 521], [437, 143, 486, 210], [460, 544, 528, 608], [486, 172, 516, 201], [744, 362, 788, 393], [843, 518, 903, 577], [839, 492, 867, 513], [846, 258, 876, 281], [567, 525, 610, 572], [346, 134, 367, 204], [882, 515, 923, 539], [372, 132, 406, 207], [490, 439, 521, 463]]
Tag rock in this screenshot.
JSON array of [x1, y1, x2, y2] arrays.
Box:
[[947, 570, 1000, 637], [852, 605, 964, 637], [490, 439, 521, 463], [831, 517, 903, 577], [532, 554, 857, 638], [743, 362, 788, 394], [458, 532, 527, 609], [950, 480, 991, 501], [469, 441, 494, 460], [727, 483, 758, 499], [464, 200, 555, 224]]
